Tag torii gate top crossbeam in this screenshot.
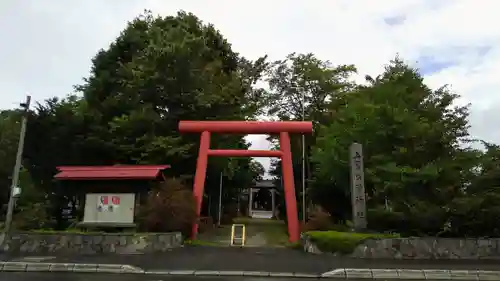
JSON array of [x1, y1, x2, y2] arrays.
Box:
[[178, 121, 313, 134]]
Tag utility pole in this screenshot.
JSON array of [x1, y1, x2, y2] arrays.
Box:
[[301, 91, 306, 224], [4, 95, 31, 234]]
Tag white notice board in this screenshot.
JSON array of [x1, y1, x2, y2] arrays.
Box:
[[83, 193, 135, 224]]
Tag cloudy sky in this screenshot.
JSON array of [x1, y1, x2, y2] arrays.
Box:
[[1, 0, 499, 175]]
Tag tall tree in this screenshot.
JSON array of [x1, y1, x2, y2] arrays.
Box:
[[311, 58, 475, 232], [266, 53, 356, 125], [264, 53, 357, 218], [22, 11, 267, 226], [77, 11, 266, 173]]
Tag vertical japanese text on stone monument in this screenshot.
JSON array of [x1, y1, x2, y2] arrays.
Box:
[[349, 142, 367, 230]]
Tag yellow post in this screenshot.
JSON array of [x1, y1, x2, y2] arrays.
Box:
[[230, 224, 246, 246]]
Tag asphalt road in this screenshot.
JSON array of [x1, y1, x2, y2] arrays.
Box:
[[6, 246, 497, 274], [3, 246, 500, 276]]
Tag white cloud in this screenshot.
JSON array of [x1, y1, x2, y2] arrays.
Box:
[[1, 0, 499, 175]]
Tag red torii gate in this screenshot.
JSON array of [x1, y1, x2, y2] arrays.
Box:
[[179, 120, 313, 243]]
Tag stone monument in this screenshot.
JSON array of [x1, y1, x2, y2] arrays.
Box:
[[349, 142, 367, 231]]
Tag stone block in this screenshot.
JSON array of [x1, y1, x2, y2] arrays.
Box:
[[422, 269, 452, 280], [26, 262, 52, 272], [269, 272, 296, 278], [118, 235, 128, 246], [321, 268, 346, 278], [371, 269, 400, 279], [242, 271, 270, 277], [73, 263, 98, 272], [92, 235, 104, 244], [397, 269, 426, 279], [345, 268, 373, 279], [216, 270, 244, 276], [49, 263, 75, 272], [194, 270, 222, 276], [0, 232, 182, 255], [477, 270, 500, 281], [293, 272, 320, 278], [450, 270, 479, 280], [303, 235, 500, 259], [2, 262, 27, 272], [166, 270, 195, 275], [119, 265, 144, 273], [72, 235, 83, 245], [96, 264, 127, 273]]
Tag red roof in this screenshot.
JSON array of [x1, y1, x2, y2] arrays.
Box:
[[54, 165, 170, 180]]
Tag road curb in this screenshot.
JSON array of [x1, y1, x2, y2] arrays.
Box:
[[321, 268, 500, 280], [1, 262, 500, 279], [0, 261, 144, 274]]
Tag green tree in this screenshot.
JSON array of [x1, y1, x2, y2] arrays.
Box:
[[0, 110, 22, 210], [443, 142, 500, 237], [468, 142, 500, 193], [23, 96, 100, 229], [265, 53, 357, 219], [311, 58, 475, 234], [266, 53, 356, 124], [22, 11, 267, 227], [13, 168, 52, 230], [78, 11, 265, 174]]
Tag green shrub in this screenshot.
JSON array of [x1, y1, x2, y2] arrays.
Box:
[[306, 231, 399, 254], [137, 178, 196, 237], [367, 207, 407, 233], [367, 204, 448, 237], [13, 202, 53, 230], [303, 206, 335, 231], [446, 193, 500, 237], [303, 206, 352, 233]]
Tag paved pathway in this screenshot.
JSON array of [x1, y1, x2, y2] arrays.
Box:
[[197, 225, 232, 245], [197, 226, 274, 247], [3, 246, 500, 274], [245, 232, 269, 247], [198, 219, 288, 247]]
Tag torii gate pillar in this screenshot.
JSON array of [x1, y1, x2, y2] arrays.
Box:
[[179, 121, 313, 243]]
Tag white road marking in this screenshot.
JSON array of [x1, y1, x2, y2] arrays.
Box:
[[17, 256, 56, 262]]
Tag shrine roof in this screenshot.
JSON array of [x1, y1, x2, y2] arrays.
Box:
[[54, 165, 170, 181], [254, 179, 275, 188]]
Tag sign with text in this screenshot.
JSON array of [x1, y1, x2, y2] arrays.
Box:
[[84, 193, 135, 224], [97, 195, 121, 212], [349, 142, 367, 230]]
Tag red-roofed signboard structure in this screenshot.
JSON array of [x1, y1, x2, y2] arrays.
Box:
[[54, 165, 170, 229], [55, 165, 170, 181]]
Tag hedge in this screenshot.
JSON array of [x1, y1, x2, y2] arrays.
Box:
[[306, 230, 399, 254]]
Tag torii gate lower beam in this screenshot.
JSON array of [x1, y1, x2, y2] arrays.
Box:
[[179, 121, 313, 243]]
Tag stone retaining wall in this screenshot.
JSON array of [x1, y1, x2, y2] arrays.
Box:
[[301, 234, 500, 259], [0, 232, 183, 254]]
